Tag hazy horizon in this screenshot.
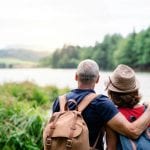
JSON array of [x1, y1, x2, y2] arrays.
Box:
[[0, 0, 150, 52]]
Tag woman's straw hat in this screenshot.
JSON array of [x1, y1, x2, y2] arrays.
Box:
[[105, 64, 140, 93]]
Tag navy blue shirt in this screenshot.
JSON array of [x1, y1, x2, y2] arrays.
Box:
[[52, 89, 118, 150]]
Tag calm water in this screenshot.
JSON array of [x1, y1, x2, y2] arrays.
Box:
[[0, 68, 149, 102]]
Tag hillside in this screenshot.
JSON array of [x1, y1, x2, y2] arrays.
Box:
[[0, 48, 50, 68], [0, 58, 38, 68], [0, 48, 49, 62]]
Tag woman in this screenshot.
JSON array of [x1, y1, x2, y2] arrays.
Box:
[[105, 64, 146, 150]]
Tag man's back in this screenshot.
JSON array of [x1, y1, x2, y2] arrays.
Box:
[[52, 88, 118, 149]]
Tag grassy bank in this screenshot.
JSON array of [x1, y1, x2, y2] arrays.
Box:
[[0, 58, 38, 68], [0, 82, 69, 150]]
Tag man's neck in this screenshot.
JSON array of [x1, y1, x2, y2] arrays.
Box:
[[78, 83, 95, 90]]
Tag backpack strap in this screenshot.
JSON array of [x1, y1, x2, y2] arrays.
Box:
[[78, 93, 98, 112], [59, 94, 67, 112], [78, 93, 103, 150], [59, 93, 98, 112]]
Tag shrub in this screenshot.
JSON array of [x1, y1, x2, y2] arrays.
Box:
[[0, 81, 70, 149], [0, 99, 45, 150]]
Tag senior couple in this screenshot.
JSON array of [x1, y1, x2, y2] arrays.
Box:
[[51, 59, 150, 150]]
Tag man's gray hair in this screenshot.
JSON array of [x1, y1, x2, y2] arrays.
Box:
[[76, 59, 99, 83]]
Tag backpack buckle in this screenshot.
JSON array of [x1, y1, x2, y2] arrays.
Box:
[[66, 139, 72, 148], [46, 137, 52, 146]]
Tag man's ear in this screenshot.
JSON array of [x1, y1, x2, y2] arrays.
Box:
[[75, 73, 78, 81], [96, 75, 100, 83]]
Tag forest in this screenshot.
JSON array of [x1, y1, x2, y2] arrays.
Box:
[[41, 26, 150, 71]]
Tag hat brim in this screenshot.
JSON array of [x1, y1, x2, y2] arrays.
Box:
[[104, 78, 140, 93]]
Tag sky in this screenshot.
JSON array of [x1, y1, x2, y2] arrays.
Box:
[[0, 0, 150, 52]]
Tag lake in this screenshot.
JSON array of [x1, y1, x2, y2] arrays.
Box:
[[0, 68, 149, 102]]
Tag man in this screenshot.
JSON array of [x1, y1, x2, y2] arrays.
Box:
[[52, 59, 150, 150]]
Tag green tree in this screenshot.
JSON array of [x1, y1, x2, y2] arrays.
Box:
[[92, 34, 122, 70], [135, 27, 150, 70], [39, 55, 52, 67], [114, 31, 138, 67], [51, 49, 60, 68], [38, 26, 150, 71], [78, 46, 93, 60], [92, 42, 107, 70]]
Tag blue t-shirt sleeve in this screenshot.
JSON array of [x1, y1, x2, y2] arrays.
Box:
[[52, 98, 60, 113], [95, 95, 119, 123]]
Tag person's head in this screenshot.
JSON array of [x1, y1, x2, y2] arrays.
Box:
[[75, 59, 100, 89], [105, 64, 141, 108]]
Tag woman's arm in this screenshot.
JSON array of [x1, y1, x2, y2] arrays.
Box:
[[105, 126, 117, 150]]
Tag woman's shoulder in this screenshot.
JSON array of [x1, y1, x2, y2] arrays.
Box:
[[119, 104, 145, 121], [119, 104, 144, 111]]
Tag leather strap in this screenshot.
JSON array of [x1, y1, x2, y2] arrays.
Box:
[[59, 94, 67, 112], [78, 93, 97, 112], [59, 93, 98, 112]]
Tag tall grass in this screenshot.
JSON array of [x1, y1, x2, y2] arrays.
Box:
[[0, 82, 69, 150]]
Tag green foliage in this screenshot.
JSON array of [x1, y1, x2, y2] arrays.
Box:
[[0, 82, 69, 150], [92, 34, 122, 70], [39, 26, 150, 71], [92, 42, 106, 69], [114, 31, 138, 67], [0, 82, 68, 106], [39, 55, 52, 67], [78, 46, 93, 60], [0, 99, 44, 150], [135, 27, 150, 70], [0, 82, 48, 106], [50, 45, 80, 68]]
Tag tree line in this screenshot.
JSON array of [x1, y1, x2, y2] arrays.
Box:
[[40, 27, 150, 71]]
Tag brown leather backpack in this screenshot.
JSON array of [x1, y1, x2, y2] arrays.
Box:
[[43, 93, 99, 150]]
